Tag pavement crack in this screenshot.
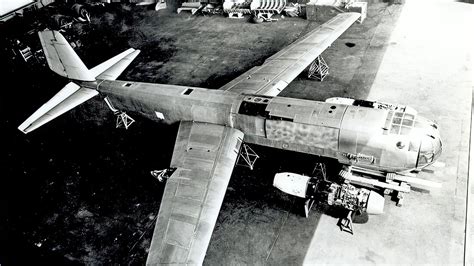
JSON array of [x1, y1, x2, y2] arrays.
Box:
[[265, 198, 294, 262]]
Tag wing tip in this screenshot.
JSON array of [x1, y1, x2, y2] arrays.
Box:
[[18, 116, 35, 134], [18, 124, 29, 134], [18, 120, 41, 134]]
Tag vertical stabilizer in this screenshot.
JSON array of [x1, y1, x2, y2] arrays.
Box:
[[39, 30, 95, 81]]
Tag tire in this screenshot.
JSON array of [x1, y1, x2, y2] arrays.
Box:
[[352, 210, 369, 224], [252, 16, 264, 24]]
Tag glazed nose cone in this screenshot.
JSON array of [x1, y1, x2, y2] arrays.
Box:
[[416, 116, 442, 168]]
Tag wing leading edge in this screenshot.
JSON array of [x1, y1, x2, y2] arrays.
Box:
[[146, 121, 244, 265], [219, 12, 360, 96]]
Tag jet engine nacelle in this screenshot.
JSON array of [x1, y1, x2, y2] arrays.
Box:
[[71, 4, 90, 22], [274, 172, 384, 215], [273, 172, 311, 198]]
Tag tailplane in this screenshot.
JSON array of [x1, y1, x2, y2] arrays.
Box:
[[19, 30, 140, 134], [18, 82, 98, 133], [90, 48, 141, 80]]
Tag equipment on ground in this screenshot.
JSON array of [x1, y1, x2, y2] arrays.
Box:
[[274, 166, 385, 234], [250, 0, 285, 22], [177, 2, 203, 14]]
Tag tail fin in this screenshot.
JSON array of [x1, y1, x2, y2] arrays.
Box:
[[39, 30, 141, 81], [39, 30, 95, 81], [19, 31, 140, 134]]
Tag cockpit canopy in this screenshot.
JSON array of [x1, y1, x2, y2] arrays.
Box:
[[386, 110, 442, 169]]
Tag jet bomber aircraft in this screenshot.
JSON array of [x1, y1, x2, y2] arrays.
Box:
[[19, 12, 442, 264]]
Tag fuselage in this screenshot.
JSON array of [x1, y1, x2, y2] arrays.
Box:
[[94, 79, 442, 173]]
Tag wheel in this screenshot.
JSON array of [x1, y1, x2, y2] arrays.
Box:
[[252, 16, 264, 24], [352, 210, 369, 224], [52, 15, 68, 29]]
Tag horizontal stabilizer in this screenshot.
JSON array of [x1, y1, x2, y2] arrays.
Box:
[[39, 30, 95, 81], [18, 82, 98, 134], [95, 49, 141, 80], [90, 48, 140, 80]]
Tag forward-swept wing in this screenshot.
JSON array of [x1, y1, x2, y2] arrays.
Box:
[[219, 12, 360, 96], [146, 122, 244, 264]]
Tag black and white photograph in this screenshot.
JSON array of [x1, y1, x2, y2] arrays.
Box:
[[0, 0, 472, 264]]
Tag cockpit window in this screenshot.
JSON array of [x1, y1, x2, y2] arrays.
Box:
[[418, 140, 434, 166], [402, 119, 413, 127], [390, 125, 400, 134], [400, 126, 411, 135], [390, 112, 415, 135], [417, 134, 442, 168], [414, 116, 442, 169], [418, 152, 434, 166], [405, 113, 414, 120], [409, 140, 419, 152]]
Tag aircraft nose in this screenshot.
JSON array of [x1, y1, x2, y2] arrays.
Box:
[[415, 116, 442, 168], [432, 135, 442, 162]]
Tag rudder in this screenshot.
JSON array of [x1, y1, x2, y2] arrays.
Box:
[[39, 30, 95, 81]]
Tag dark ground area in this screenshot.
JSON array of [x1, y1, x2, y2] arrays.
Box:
[[0, 2, 400, 265]]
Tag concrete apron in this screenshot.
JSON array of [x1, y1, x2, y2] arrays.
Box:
[[302, 0, 473, 264]]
